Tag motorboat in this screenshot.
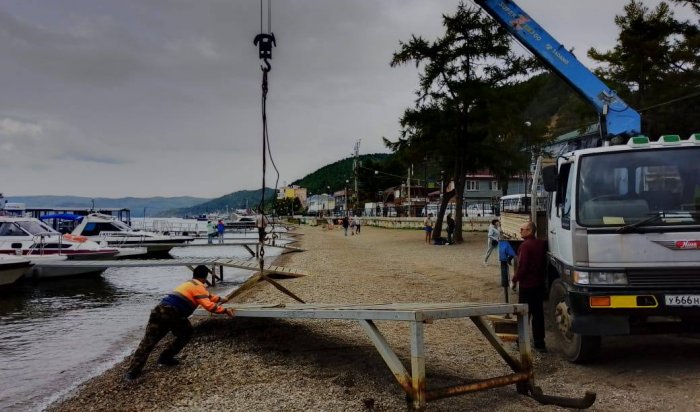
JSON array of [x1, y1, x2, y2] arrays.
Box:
[[224, 213, 257, 230], [0, 216, 125, 278], [64, 213, 193, 255], [0, 255, 33, 287], [0, 216, 120, 260]]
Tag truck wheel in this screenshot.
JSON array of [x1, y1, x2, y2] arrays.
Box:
[[549, 280, 601, 363]]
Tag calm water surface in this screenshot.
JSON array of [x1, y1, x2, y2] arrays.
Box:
[[0, 226, 275, 411]]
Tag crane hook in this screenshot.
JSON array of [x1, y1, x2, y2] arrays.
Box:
[[253, 32, 276, 72]]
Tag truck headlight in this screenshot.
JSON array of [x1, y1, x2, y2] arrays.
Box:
[[573, 271, 627, 285]]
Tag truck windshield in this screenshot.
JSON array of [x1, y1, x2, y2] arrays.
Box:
[[577, 147, 700, 227]]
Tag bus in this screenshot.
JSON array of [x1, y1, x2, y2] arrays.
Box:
[[499, 194, 546, 214]]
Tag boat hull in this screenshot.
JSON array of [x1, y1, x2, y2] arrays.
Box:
[[24, 264, 106, 279], [0, 261, 32, 287]]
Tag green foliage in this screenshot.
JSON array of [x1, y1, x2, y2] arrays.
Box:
[[291, 153, 402, 205], [389, 1, 533, 240], [588, 0, 700, 137], [274, 197, 303, 215]]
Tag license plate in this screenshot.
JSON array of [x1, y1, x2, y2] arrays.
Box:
[[665, 295, 700, 307]]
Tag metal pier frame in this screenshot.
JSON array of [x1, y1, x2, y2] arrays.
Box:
[[197, 302, 595, 410]]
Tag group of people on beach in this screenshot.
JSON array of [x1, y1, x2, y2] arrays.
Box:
[[340, 214, 361, 236]]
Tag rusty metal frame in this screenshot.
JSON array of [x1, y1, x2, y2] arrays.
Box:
[[202, 302, 595, 410], [357, 307, 535, 410]]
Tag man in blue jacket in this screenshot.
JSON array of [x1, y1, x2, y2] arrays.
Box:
[[498, 239, 517, 303]]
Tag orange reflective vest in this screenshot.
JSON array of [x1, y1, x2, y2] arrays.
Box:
[[161, 279, 225, 316]]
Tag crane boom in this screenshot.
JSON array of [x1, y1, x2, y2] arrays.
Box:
[[475, 0, 641, 138]]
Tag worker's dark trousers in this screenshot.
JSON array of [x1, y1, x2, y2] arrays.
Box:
[[518, 286, 546, 347], [127, 304, 193, 375]]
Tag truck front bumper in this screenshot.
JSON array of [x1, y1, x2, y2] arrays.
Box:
[[567, 289, 700, 335]]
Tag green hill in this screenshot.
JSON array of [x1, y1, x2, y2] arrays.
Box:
[[162, 188, 276, 217]]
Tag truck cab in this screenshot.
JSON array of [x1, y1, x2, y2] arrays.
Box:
[[544, 134, 700, 361]]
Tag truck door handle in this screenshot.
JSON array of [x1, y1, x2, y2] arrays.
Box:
[[549, 230, 556, 234]]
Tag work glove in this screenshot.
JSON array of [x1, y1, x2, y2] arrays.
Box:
[[224, 308, 236, 318], [509, 281, 516, 292]]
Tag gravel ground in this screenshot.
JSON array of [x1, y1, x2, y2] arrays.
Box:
[[47, 225, 700, 411]]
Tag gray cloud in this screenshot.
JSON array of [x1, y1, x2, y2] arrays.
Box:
[[0, 0, 693, 197]]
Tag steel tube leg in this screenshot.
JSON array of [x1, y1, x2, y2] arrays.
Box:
[[516, 309, 533, 394], [410, 321, 426, 411]]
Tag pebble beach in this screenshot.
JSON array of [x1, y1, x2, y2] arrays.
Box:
[[47, 225, 700, 411]]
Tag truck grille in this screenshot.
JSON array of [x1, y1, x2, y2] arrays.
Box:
[[627, 269, 700, 289]]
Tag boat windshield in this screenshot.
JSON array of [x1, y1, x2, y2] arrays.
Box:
[[577, 147, 700, 227], [109, 219, 133, 231], [4, 220, 59, 235], [0, 222, 27, 236]]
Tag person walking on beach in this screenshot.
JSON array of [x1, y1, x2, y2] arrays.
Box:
[[353, 215, 361, 234], [342, 215, 349, 236], [423, 213, 433, 244], [498, 239, 517, 303], [255, 213, 269, 242], [511, 221, 548, 352], [125, 265, 235, 381], [446, 213, 455, 245], [483, 219, 500, 265], [216, 219, 225, 244], [206, 220, 215, 244]]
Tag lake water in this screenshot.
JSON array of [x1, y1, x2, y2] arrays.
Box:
[[0, 221, 278, 411]]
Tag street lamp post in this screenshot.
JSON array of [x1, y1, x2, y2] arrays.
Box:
[[345, 179, 349, 216], [524, 121, 532, 212]]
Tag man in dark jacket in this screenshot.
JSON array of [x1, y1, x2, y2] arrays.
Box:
[[125, 266, 235, 380], [446, 213, 456, 245], [342, 215, 349, 236], [512, 221, 548, 352]]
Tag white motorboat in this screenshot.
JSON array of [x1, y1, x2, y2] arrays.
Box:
[[224, 213, 257, 230], [68, 213, 193, 255], [0, 216, 120, 260], [0, 216, 126, 278], [0, 255, 33, 287]]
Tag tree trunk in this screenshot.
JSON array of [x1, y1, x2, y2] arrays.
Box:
[[432, 188, 455, 241]]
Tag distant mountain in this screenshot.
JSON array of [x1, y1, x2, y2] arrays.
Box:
[[6, 195, 209, 217], [162, 188, 276, 217]]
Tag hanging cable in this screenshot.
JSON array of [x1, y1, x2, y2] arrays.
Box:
[[252, 0, 303, 303]]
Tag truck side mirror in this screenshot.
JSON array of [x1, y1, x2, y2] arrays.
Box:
[[542, 165, 558, 192]]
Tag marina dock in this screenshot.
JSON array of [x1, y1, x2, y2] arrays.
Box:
[[39, 257, 309, 279]]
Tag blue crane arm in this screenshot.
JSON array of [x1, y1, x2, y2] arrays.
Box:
[[475, 0, 641, 138]]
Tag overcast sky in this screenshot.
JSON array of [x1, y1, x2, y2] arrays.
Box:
[[0, 0, 694, 198]]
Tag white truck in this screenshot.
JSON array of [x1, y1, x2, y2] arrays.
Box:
[[477, 0, 700, 362]]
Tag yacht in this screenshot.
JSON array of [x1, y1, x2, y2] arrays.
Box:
[[68, 213, 193, 255], [0, 256, 33, 287]]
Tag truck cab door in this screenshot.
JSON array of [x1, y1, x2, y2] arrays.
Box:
[[549, 162, 575, 265]]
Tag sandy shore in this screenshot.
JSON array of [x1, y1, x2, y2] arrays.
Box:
[[48, 225, 700, 411]]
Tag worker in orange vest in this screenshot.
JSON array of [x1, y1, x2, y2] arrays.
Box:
[[125, 265, 235, 380]]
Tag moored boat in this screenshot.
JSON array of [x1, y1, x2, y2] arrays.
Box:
[[0, 216, 120, 259], [65, 213, 193, 255], [0, 255, 33, 288]]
